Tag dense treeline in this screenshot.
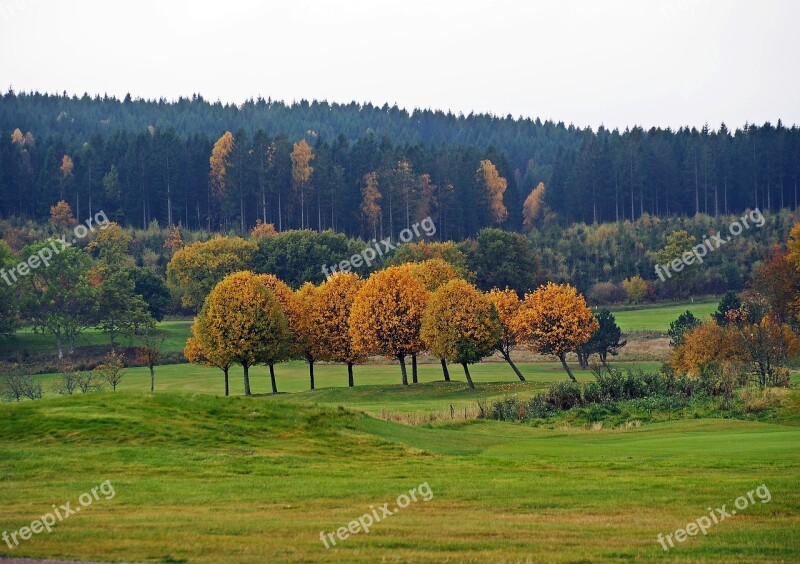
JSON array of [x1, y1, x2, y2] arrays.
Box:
[[1, 91, 799, 236]]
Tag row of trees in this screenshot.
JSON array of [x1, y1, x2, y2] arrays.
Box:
[[185, 262, 622, 395], [3, 90, 800, 234]]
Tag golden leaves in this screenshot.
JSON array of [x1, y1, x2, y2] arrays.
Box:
[[477, 159, 508, 224]]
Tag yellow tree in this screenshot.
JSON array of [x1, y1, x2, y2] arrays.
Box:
[[405, 259, 462, 382], [50, 199, 77, 229], [251, 219, 278, 239], [477, 159, 508, 224], [59, 155, 74, 201], [421, 279, 502, 389], [291, 139, 314, 229], [199, 271, 289, 395], [522, 182, 546, 231], [166, 236, 257, 311], [513, 283, 598, 382], [622, 275, 648, 304], [350, 266, 428, 385], [256, 274, 300, 393], [209, 131, 235, 225], [185, 315, 234, 396], [486, 287, 527, 382], [361, 172, 382, 239], [293, 282, 320, 389], [310, 272, 366, 386]]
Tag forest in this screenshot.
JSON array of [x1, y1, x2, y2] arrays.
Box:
[[2, 90, 800, 240]]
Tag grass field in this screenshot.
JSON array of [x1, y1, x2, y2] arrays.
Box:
[[609, 299, 718, 332]]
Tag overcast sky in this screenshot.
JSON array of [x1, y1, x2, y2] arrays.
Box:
[[1, 0, 798, 130]]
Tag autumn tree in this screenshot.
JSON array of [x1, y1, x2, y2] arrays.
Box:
[[166, 236, 257, 311], [486, 287, 527, 381], [291, 139, 314, 229], [256, 274, 300, 393], [350, 266, 428, 385], [421, 279, 502, 389], [93, 351, 126, 391], [513, 282, 598, 382], [164, 225, 184, 254], [310, 272, 366, 386], [751, 243, 800, 324], [185, 332, 233, 396], [50, 200, 76, 229], [293, 282, 320, 389], [670, 320, 732, 376], [522, 182, 546, 231], [477, 159, 508, 225], [59, 155, 73, 201], [209, 131, 235, 227], [251, 219, 278, 240], [361, 172, 382, 239], [198, 271, 289, 395], [622, 275, 648, 304]]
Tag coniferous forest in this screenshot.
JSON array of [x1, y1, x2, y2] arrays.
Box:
[[2, 90, 799, 239]]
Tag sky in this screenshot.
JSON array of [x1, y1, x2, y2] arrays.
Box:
[[1, 0, 798, 131]]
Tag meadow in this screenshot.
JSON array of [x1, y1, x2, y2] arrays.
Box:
[[2, 298, 799, 562]]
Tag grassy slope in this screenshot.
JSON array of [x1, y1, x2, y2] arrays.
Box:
[[0, 391, 798, 562], [610, 299, 718, 333]]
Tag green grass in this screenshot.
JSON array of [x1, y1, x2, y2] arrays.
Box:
[[611, 299, 718, 333], [0, 390, 798, 562]]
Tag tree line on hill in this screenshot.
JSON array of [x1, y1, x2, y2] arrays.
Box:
[[2, 90, 800, 237]]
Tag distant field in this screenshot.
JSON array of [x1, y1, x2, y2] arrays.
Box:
[[610, 299, 718, 333]]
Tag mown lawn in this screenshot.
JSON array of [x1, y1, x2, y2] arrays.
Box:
[[0, 390, 798, 562], [610, 299, 718, 333]]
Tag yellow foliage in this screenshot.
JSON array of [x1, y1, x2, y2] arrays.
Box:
[[622, 275, 648, 304], [291, 139, 314, 187], [522, 182, 545, 231], [349, 265, 428, 362], [209, 131, 234, 200], [251, 219, 278, 239], [404, 259, 462, 292], [60, 155, 73, 179], [360, 172, 382, 238], [49, 200, 77, 228], [486, 287, 525, 353], [477, 159, 508, 224], [309, 272, 365, 364]]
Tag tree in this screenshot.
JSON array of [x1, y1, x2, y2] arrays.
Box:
[[49, 200, 76, 229], [291, 139, 314, 229], [350, 266, 428, 385], [0, 241, 18, 338], [87, 222, 133, 266], [522, 182, 546, 231], [129, 267, 171, 322], [404, 259, 463, 382], [622, 275, 648, 304], [360, 172, 382, 239], [668, 310, 701, 348], [251, 219, 278, 239], [477, 160, 508, 225], [198, 271, 289, 395], [185, 317, 234, 396], [209, 131, 235, 227], [513, 283, 598, 382], [94, 265, 151, 348], [137, 327, 165, 392], [421, 279, 502, 389], [486, 287, 527, 381], [751, 244, 800, 325], [94, 351, 126, 391], [255, 274, 300, 393], [166, 236, 257, 311], [728, 314, 800, 388], [19, 243, 96, 358], [293, 282, 320, 389], [59, 155, 73, 201], [712, 291, 742, 326], [463, 228, 540, 292], [577, 309, 626, 368], [310, 273, 366, 386]]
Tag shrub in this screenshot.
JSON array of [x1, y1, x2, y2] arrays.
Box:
[[587, 282, 627, 305], [544, 381, 583, 410]]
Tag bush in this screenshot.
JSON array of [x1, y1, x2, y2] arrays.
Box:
[[587, 282, 627, 305], [544, 381, 583, 410]]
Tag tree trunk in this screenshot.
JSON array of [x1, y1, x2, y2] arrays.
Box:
[[501, 350, 526, 382], [243, 362, 252, 396], [559, 354, 578, 383], [462, 362, 475, 389], [440, 358, 450, 382], [149, 366, 155, 392], [224, 367, 229, 396], [398, 354, 408, 386], [348, 362, 354, 387], [411, 353, 418, 384], [269, 363, 278, 394], [309, 360, 315, 390]]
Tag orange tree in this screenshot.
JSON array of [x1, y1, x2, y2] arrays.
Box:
[[485, 287, 527, 382], [309, 272, 366, 387], [513, 282, 598, 382], [421, 279, 502, 389], [167, 236, 257, 311], [185, 314, 234, 396], [256, 274, 301, 393], [404, 259, 463, 382], [293, 282, 319, 389], [349, 265, 428, 385], [198, 271, 288, 395]]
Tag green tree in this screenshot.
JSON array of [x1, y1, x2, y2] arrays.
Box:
[[668, 310, 701, 348], [576, 309, 626, 368], [461, 228, 540, 292]]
